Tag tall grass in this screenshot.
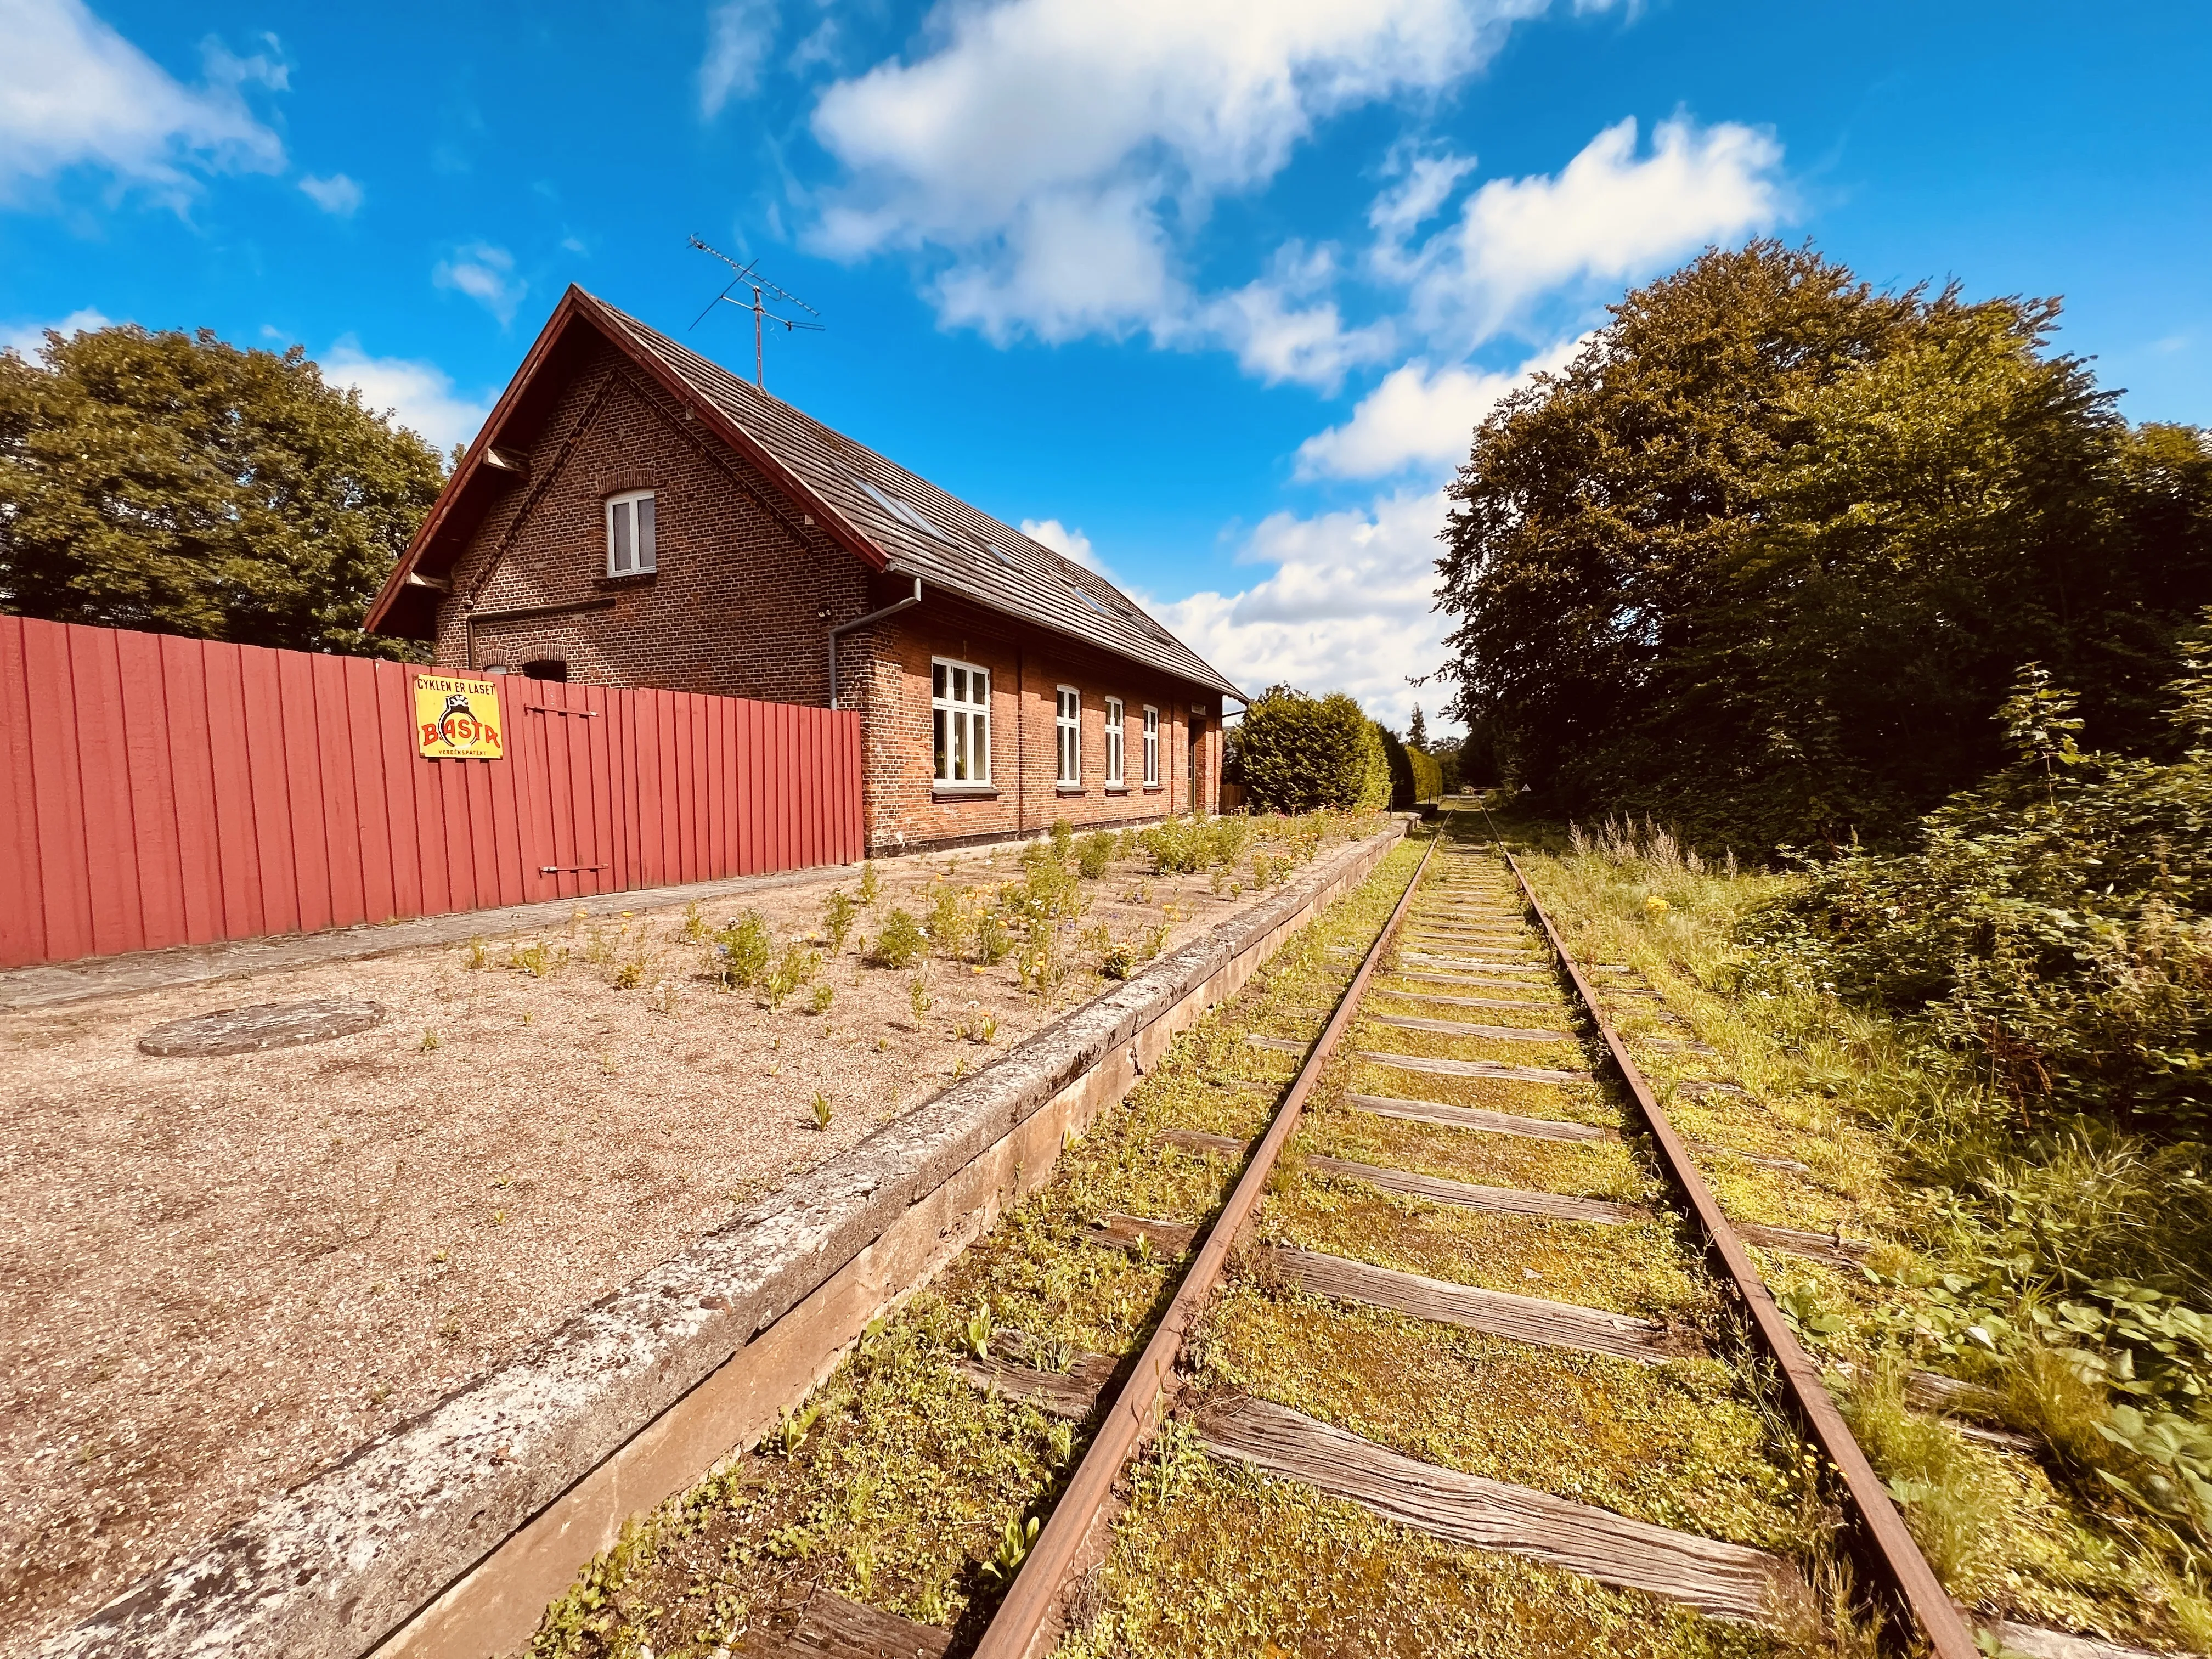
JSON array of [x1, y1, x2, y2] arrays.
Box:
[[1489, 804, 2212, 1638]]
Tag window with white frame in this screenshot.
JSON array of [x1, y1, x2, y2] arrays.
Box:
[[1056, 686, 1081, 787], [606, 490, 657, 576], [1142, 706, 1160, 786], [1104, 698, 1125, 786], [932, 658, 991, 787]]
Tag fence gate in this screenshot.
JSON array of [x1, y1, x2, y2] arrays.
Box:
[[0, 615, 865, 970]]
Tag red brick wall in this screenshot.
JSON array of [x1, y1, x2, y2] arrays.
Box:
[[428, 339, 868, 704], [854, 593, 1224, 855], [425, 342, 1229, 857]]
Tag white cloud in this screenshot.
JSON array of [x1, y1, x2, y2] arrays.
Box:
[[434, 242, 526, 325], [1019, 517, 1099, 570], [298, 171, 362, 216], [808, 0, 1558, 345], [701, 0, 777, 117], [324, 337, 493, 452], [1152, 488, 1454, 731], [1385, 115, 1784, 347], [1, 305, 112, 357], [0, 0, 285, 205], [1196, 244, 1394, 391], [1295, 335, 1579, 478]]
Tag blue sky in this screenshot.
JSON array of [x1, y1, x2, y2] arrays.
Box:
[[4, 0, 2207, 731]]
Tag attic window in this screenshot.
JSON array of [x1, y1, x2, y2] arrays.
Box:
[[988, 544, 1021, 572], [607, 490, 656, 576], [1071, 585, 1112, 618]]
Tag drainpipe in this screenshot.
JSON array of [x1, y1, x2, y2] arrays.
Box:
[[827, 575, 922, 710]]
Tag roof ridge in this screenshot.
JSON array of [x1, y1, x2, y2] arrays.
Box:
[[579, 292, 1239, 701]]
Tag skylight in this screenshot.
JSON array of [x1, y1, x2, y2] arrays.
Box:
[[856, 478, 945, 541]]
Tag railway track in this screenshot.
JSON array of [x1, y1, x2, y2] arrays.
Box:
[[955, 814, 1972, 1659], [538, 818, 2121, 1658]]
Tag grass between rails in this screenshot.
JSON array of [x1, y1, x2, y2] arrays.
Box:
[[1069, 850, 1848, 1657], [1487, 805, 2212, 1652], [515, 833, 1425, 1659]]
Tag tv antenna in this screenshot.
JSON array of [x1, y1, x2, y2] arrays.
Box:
[[687, 234, 823, 391]]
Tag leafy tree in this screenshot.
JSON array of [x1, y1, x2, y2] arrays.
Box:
[[1236, 686, 1388, 814], [1436, 240, 2212, 851], [0, 324, 445, 657]]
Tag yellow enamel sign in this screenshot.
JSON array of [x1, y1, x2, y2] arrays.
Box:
[[415, 674, 505, 760]]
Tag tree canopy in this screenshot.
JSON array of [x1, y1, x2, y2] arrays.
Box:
[[0, 324, 446, 657], [1435, 240, 2212, 851]]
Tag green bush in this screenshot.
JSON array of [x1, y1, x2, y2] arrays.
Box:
[[712, 912, 772, 989], [1075, 830, 1114, 881], [1740, 642, 2212, 1138], [867, 909, 927, 969], [1142, 814, 1250, 875], [926, 883, 972, 960], [1235, 686, 1389, 814], [820, 889, 857, 953], [1379, 728, 1444, 809]]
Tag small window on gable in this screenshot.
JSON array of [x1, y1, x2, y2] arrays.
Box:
[[607, 490, 656, 576]]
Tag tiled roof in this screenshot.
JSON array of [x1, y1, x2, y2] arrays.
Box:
[[583, 291, 1243, 702]]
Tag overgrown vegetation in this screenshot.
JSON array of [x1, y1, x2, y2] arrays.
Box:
[[1741, 646, 2212, 1139], [1504, 805, 2212, 1646], [522, 837, 1429, 1659]]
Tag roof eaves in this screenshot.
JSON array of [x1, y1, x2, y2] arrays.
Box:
[[365, 287, 592, 635]]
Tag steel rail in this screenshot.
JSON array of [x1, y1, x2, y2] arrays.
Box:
[[1475, 807, 1978, 1659], [970, 832, 1440, 1659]]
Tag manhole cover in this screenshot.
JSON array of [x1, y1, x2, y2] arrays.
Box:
[[139, 998, 386, 1057]]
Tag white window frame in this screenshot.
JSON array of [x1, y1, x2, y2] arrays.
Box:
[[606, 490, 657, 576], [1056, 686, 1082, 788], [1142, 706, 1160, 787], [1104, 698, 1125, 787], [931, 657, 992, 788]]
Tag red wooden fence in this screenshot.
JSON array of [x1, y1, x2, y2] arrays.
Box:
[[0, 615, 865, 969]]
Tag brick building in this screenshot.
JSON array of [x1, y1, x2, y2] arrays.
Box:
[[365, 287, 1243, 856]]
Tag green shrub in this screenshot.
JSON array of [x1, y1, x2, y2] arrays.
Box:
[[821, 889, 857, 953], [1049, 818, 1074, 857], [926, 882, 972, 960], [1075, 830, 1114, 880], [1009, 842, 1085, 922], [867, 909, 926, 969], [761, 942, 820, 1009], [1236, 686, 1389, 813], [713, 912, 772, 989], [973, 906, 1012, 965], [1141, 814, 1251, 875], [1739, 647, 2212, 1139], [1380, 728, 1444, 808]]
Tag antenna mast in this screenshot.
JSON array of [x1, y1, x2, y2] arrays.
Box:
[[686, 235, 824, 391]]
